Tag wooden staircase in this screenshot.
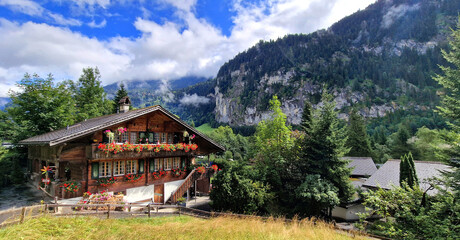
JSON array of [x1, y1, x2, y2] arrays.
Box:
[[167, 168, 211, 204]]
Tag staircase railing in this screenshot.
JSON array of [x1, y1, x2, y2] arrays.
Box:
[[167, 168, 210, 204]]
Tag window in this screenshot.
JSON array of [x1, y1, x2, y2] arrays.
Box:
[[165, 158, 172, 170], [167, 133, 173, 144], [113, 161, 125, 176], [147, 132, 154, 143], [173, 157, 180, 168], [139, 132, 147, 143], [120, 132, 129, 143], [126, 160, 137, 174], [130, 132, 137, 144], [153, 132, 160, 144], [160, 133, 167, 143], [99, 161, 112, 177], [154, 158, 162, 171]]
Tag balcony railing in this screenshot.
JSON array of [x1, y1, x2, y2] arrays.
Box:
[[87, 143, 198, 160]]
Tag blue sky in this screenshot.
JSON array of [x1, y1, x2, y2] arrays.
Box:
[[0, 0, 376, 97]]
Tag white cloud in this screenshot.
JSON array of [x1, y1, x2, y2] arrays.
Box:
[[49, 13, 82, 26], [0, 0, 377, 97], [0, 0, 84, 26], [88, 19, 107, 28], [0, 19, 131, 96], [0, 0, 44, 16], [179, 93, 210, 107], [381, 3, 420, 29]]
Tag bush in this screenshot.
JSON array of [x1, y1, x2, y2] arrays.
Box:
[[210, 165, 272, 214]]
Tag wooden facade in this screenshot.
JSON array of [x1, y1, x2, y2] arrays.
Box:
[[21, 104, 223, 202]]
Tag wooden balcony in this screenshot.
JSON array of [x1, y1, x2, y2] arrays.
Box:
[[87, 143, 196, 160]]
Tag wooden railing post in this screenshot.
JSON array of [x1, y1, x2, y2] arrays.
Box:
[[19, 207, 26, 223], [54, 197, 58, 213], [148, 204, 151, 218], [107, 204, 111, 219]]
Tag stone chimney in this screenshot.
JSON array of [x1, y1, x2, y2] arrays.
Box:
[[118, 96, 131, 113]]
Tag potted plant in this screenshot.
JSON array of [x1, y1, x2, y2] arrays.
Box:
[[177, 197, 186, 207]]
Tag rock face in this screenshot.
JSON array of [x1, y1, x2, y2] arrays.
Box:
[[214, 77, 399, 125], [211, 0, 458, 126]]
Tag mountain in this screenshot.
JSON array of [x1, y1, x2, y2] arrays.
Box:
[[104, 76, 207, 108], [210, 0, 459, 126]]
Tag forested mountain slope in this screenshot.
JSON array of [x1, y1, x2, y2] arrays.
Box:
[[213, 0, 459, 126]]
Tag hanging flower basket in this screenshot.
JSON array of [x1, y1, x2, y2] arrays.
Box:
[[196, 166, 206, 174]]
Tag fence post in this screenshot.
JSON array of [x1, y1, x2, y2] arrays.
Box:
[[54, 197, 58, 213], [156, 206, 158, 213], [148, 204, 151, 218], [129, 203, 131, 212], [19, 207, 26, 224], [178, 207, 181, 217], [107, 204, 110, 219]]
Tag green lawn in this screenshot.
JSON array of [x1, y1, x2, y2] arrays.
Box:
[[195, 123, 215, 135], [0, 215, 366, 240]]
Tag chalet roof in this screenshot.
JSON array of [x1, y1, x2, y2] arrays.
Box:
[[19, 105, 224, 152], [118, 96, 131, 104], [362, 159, 451, 195], [343, 157, 377, 177]]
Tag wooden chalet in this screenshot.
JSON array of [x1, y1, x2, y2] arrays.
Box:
[[19, 97, 224, 204]]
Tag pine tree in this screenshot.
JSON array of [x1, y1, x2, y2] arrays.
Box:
[[113, 82, 129, 113], [345, 108, 372, 157], [399, 152, 418, 189], [301, 90, 354, 204], [74, 67, 112, 121], [434, 17, 460, 196], [300, 100, 313, 132]]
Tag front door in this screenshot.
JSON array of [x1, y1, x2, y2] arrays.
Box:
[[154, 184, 164, 204]]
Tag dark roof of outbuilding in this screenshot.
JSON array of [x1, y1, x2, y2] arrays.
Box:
[[19, 105, 224, 152], [118, 96, 131, 104], [343, 157, 377, 177], [363, 159, 451, 195]]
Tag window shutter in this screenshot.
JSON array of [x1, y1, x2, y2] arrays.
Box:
[[149, 159, 155, 173], [139, 160, 144, 174], [91, 162, 99, 179]]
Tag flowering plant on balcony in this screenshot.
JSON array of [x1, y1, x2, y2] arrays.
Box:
[[97, 177, 117, 187], [104, 130, 115, 143], [171, 167, 183, 177], [211, 164, 219, 172], [124, 173, 143, 183], [62, 181, 79, 193], [152, 169, 166, 179], [117, 127, 127, 135], [98, 143, 123, 154], [196, 166, 206, 174], [97, 143, 198, 155]]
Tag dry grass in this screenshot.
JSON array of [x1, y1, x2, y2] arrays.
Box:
[[0, 215, 367, 240]]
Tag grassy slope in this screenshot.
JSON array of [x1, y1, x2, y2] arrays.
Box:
[[195, 123, 215, 135], [0, 215, 366, 240]]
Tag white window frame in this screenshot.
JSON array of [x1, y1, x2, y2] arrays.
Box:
[[113, 160, 125, 176], [130, 132, 137, 144], [99, 161, 112, 177], [154, 158, 162, 171], [126, 160, 138, 174], [120, 132, 129, 143], [173, 157, 180, 168], [167, 133, 173, 144], [165, 158, 172, 170], [160, 133, 167, 143]]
